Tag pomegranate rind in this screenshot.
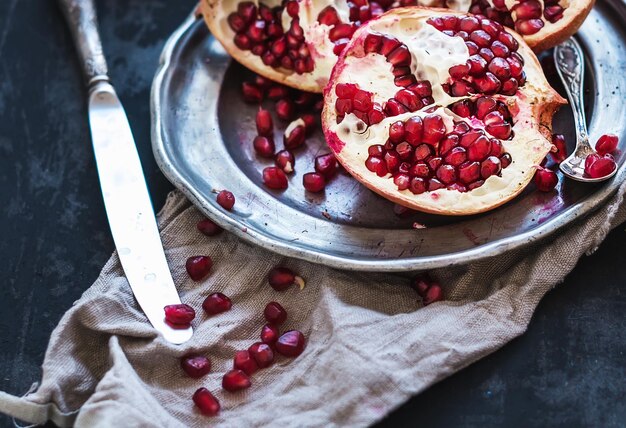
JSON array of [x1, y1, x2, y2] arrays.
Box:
[[322, 8, 566, 215]]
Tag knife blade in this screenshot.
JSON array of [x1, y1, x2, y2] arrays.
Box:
[[58, 0, 192, 343]]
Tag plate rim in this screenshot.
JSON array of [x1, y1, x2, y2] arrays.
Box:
[[150, 6, 626, 272]]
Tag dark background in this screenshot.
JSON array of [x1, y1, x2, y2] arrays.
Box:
[[0, 0, 624, 426]]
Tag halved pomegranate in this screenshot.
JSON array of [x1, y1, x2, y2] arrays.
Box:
[[322, 9, 566, 215], [200, 0, 592, 92]]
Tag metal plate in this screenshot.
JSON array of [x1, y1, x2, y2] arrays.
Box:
[[151, 1, 626, 272]]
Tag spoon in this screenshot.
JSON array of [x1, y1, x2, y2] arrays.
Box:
[[554, 37, 617, 183]]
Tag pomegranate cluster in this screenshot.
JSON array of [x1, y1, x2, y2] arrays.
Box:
[[469, 0, 565, 36]]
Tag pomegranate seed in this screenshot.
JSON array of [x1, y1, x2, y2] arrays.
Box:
[[444, 147, 468, 166], [436, 164, 456, 184], [186, 256, 213, 281], [368, 105, 385, 125], [318, 6, 341, 26], [261, 323, 279, 344], [473, 72, 501, 94], [411, 274, 432, 297], [275, 330, 306, 357], [193, 388, 220, 416], [414, 144, 433, 161], [409, 177, 427, 194], [303, 172, 326, 192], [197, 218, 223, 236], [222, 369, 251, 392], [500, 153, 512, 168], [451, 100, 472, 118], [233, 350, 258, 376], [408, 81, 432, 98], [585, 154, 617, 178], [267, 86, 289, 101], [364, 32, 383, 53], [248, 342, 274, 368], [544, 5, 564, 22], [423, 284, 443, 305], [585, 153, 601, 172], [335, 83, 358, 99], [263, 166, 288, 189], [202, 292, 232, 315], [422, 114, 446, 145], [481, 155, 502, 179], [459, 161, 481, 184], [428, 178, 445, 191], [264, 301, 287, 324], [550, 134, 567, 163], [216, 190, 235, 210], [389, 121, 406, 143], [514, 0, 542, 19], [450, 80, 473, 97], [459, 16, 480, 32], [301, 114, 317, 135], [164, 304, 195, 326], [256, 108, 273, 137], [284, 125, 306, 149], [380, 36, 401, 56], [365, 156, 388, 177], [315, 153, 338, 178], [181, 355, 211, 378], [405, 116, 424, 146], [275, 99, 295, 121], [534, 166, 558, 191], [268, 266, 305, 291], [475, 97, 497, 119], [515, 19, 544, 35], [387, 45, 411, 67], [234, 34, 251, 50], [241, 82, 263, 104], [595, 134, 619, 155], [467, 54, 488, 76], [253, 136, 275, 158], [501, 78, 519, 95], [275, 150, 295, 174]]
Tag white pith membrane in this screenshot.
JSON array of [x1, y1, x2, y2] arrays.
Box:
[[322, 9, 566, 215], [200, 0, 591, 92]]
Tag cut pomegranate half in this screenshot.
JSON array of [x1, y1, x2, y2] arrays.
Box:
[[200, 0, 592, 92], [322, 9, 565, 215]]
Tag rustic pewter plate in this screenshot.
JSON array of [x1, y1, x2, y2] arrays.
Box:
[[151, 1, 626, 272]]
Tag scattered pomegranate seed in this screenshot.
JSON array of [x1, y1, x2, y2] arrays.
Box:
[[260, 323, 279, 344], [202, 292, 232, 315], [216, 190, 235, 210], [423, 284, 444, 306], [303, 172, 326, 192], [193, 388, 220, 416], [233, 350, 259, 376], [534, 166, 558, 191], [314, 153, 338, 178], [181, 355, 211, 378], [248, 342, 275, 368], [164, 304, 195, 327], [410, 274, 444, 305], [222, 369, 252, 392], [275, 330, 306, 357], [550, 134, 567, 163], [264, 301, 287, 324], [253, 136, 275, 158], [186, 256, 213, 281], [256, 108, 274, 137], [301, 114, 317, 135], [197, 218, 223, 236], [241, 82, 263, 104], [411, 274, 432, 297], [284, 124, 306, 149], [275, 99, 295, 121], [263, 166, 289, 189], [275, 150, 295, 174], [595, 134, 619, 156], [268, 267, 305, 291], [584, 153, 617, 178]]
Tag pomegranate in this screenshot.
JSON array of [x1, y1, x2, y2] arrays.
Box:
[[303, 172, 327, 192], [410, 273, 444, 305], [193, 388, 220, 416], [268, 266, 305, 291], [202, 292, 233, 315], [261, 323, 279, 344], [263, 166, 289, 189], [584, 153, 617, 179], [181, 355, 212, 378], [275, 150, 295, 173], [322, 9, 566, 215], [234, 350, 259, 375], [216, 190, 235, 210], [275, 330, 306, 357], [222, 369, 252, 392], [164, 304, 195, 327], [200, 0, 592, 92], [534, 166, 558, 191], [264, 301, 288, 324], [186, 256, 213, 281], [315, 153, 339, 178], [253, 135, 276, 158], [197, 218, 224, 236], [595, 134, 619, 156], [248, 342, 275, 368], [256, 107, 274, 136]]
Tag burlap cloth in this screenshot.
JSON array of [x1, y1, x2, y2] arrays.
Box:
[[1, 184, 625, 427]]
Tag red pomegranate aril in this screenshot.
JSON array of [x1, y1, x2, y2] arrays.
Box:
[[459, 16, 480, 32], [468, 179, 485, 190], [475, 97, 497, 119], [486, 122, 512, 139], [335, 83, 358, 99], [544, 5, 564, 22], [444, 146, 468, 166], [481, 155, 502, 179], [439, 134, 459, 156], [217, 190, 235, 210], [237, 2, 256, 22], [459, 161, 481, 184], [164, 304, 195, 326], [409, 177, 428, 194], [222, 369, 251, 392], [514, 0, 542, 20], [423, 284, 443, 306], [368, 145, 385, 157], [261, 323, 279, 345], [467, 55, 488, 76], [303, 172, 326, 192], [389, 121, 406, 143], [534, 166, 558, 191], [227, 13, 246, 33], [500, 153, 512, 168], [451, 100, 472, 118], [453, 121, 470, 135], [380, 36, 401, 56], [329, 23, 355, 42], [399, 162, 411, 174], [275, 99, 295, 121], [248, 342, 274, 368], [469, 30, 492, 48], [264, 301, 287, 324], [585, 154, 617, 178], [268, 266, 304, 291], [275, 150, 295, 174], [489, 138, 504, 157], [595, 134, 619, 155], [253, 136, 275, 158], [474, 72, 501, 94], [275, 330, 306, 357], [385, 151, 401, 172], [300, 114, 317, 135], [233, 350, 259, 376], [549, 134, 567, 163], [479, 48, 495, 62], [197, 218, 223, 236], [498, 31, 518, 50], [408, 81, 432, 98], [501, 78, 519, 95], [267, 86, 288, 101], [241, 82, 263, 103], [181, 355, 211, 378], [491, 40, 510, 58], [516, 19, 544, 35], [405, 116, 424, 146], [263, 166, 288, 189], [284, 125, 306, 149], [333, 39, 349, 55], [318, 6, 341, 26], [387, 45, 411, 67], [267, 22, 284, 38], [411, 162, 431, 178], [395, 89, 421, 111], [363, 32, 383, 53], [203, 292, 232, 315], [234, 34, 251, 50], [186, 256, 213, 281], [384, 99, 408, 116], [422, 114, 446, 145], [193, 388, 220, 416], [449, 63, 470, 79], [352, 90, 373, 112], [315, 153, 338, 178], [335, 98, 352, 115], [488, 57, 511, 80], [450, 80, 473, 97], [366, 156, 388, 177], [396, 142, 414, 160], [436, 164, 456, 184], [427, 156, 443, 171], [394, 173, 410, 190]]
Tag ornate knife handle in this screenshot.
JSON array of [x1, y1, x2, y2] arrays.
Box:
[[57, 0, 109, 86], [554, 37, 592, 156]]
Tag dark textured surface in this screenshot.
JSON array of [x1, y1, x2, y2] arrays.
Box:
[[0, 1, 623, 427]]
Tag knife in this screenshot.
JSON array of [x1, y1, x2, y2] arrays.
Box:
[[58, 0, 192, 344]]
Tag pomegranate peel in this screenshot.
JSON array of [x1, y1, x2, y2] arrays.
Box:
[[322, 8, 566, 215]]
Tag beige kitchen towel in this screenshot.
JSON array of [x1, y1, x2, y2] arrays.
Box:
[[1, 184, 625, 427]]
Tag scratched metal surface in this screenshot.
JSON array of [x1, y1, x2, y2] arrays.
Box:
[[152, 6, 626, 272], [1, 1, 625, 427]]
